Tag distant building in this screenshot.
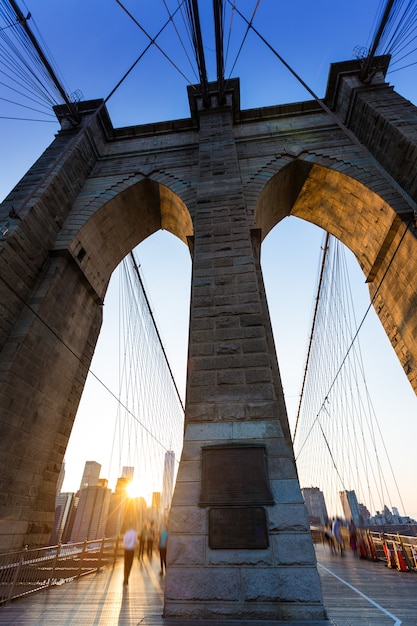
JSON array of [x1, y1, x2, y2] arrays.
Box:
[[122, 466, 134, 480], [105, 476, 131, 537], [70, 480, 111, 542], [50, 492, 74, 544], [161, 450, 175, 515], [56, 462, 65, 495], [368, 504, 416, 526], [302, 487, 328, 525], [150, 491, 162, 523], [79, 461, 101, 491], [339, 490, 361, 526], [358, 502, 371, 524]]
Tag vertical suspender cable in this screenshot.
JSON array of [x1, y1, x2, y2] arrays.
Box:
[[293, 232, 330, 444], [129, 251, 185, 413]]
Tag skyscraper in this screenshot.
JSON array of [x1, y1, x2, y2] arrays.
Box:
[[79, 460, 101, 490], [161, 450, 175, 515], [50, 492, 74, 544], [105, 476, 131, 537], [71, 479, 111, 542], [339, 490, 361, 526], [56, 461, 65, 495], [122, 466, 134, 480], [302, 487, 328, 525]]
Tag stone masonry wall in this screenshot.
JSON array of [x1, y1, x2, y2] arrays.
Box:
[[164, 104, 327, 621]]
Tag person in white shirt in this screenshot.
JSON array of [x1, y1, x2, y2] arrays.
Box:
[[123, 526, 138, 586]]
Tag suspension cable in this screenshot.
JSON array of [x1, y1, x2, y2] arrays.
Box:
[[228, 0, 417, 219], [224, 0, 260, 90], [129, 251, 185, 413], [0, 265, 181, 460], [161, 0, 199, 82], [213, 0, 225, 94], [295, 218, 412, 463], [7, 0, 79, 123], [4, 6, 182, 220], [294, 234, 408, 518], [360, 0, 396, 81], [184, 0, 209, 103], [293, 232, 330, 444], [115, 0, 193, 86]]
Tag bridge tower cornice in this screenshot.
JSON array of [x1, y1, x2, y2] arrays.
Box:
[[187, 77, 241, 124]]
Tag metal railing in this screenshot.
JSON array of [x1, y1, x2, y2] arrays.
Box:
[[0, 536, 121, 604], [312, 525, 417, 572], [369, 531, 417, 571]]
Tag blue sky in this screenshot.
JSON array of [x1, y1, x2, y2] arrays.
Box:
[[1, 1, 416, 518]]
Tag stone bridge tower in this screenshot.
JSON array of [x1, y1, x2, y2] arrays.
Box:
[[1, 57, 417, 621]]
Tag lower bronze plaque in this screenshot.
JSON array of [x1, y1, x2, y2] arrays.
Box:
[[209, 507, 269, 550]]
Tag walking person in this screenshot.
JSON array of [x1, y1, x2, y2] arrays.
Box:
[[159, 526, 168, 575], [332, 517, 344, 555], [147, 519, 155, 558], [138, 524, 147, 561], [123, 525, 138, 586], [349, 519, 357, 555]]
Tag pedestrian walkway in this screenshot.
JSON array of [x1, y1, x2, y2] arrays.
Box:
[[316, 543, 417, 625], [0, 545, 416, 625]]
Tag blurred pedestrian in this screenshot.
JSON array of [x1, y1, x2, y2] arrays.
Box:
[[147, 520, 155, 558], [138, 524, 147, 561], [349, 519, 357, 555], [332, 517, 344, 555], [159, 527, 168, 575], [123, 526, 138, 586]]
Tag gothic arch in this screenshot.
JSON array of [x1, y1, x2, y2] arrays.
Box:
[[254, 160, 417, 392], [0, 179, 192, 550], [60, 178, 193, 300]]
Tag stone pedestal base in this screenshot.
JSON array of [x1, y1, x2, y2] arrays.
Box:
[[164, 420, 327, 622]]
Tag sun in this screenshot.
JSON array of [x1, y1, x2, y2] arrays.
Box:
[[126, 480, 141, 499]]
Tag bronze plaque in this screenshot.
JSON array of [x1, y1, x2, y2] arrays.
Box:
[[200, 445, 273, 506], [209, 507, 269, 549]]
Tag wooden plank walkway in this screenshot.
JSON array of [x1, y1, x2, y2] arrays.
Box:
[[316, 543, 417, 626], [0, 544, 416, 625]]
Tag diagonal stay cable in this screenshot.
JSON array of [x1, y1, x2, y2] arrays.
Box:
[[4, 4, 184, 221], [318, 407, 347, 492], [295, 218, 412, 462], [228, 0, 417, 217], [161, 0, 198, 82], [223, 0, 260, 96], [115, 0, 193, 86], [0, 270, 177, 457]]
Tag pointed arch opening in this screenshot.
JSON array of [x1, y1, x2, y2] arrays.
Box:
[[255, 160, 417, 393]]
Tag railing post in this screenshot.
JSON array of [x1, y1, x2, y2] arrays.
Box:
[[6, 545, 27, 604], [113, 535, 119, 568], [98, 538, 105, 571], [397, 533, 413, 570], [77, 540, 87, 579], [48, 543, 62, 588]]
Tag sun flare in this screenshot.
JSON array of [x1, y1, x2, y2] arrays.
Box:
[[126, 480, 141, 499]]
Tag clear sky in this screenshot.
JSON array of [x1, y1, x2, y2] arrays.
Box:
[[1, 1, 416, 519]]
